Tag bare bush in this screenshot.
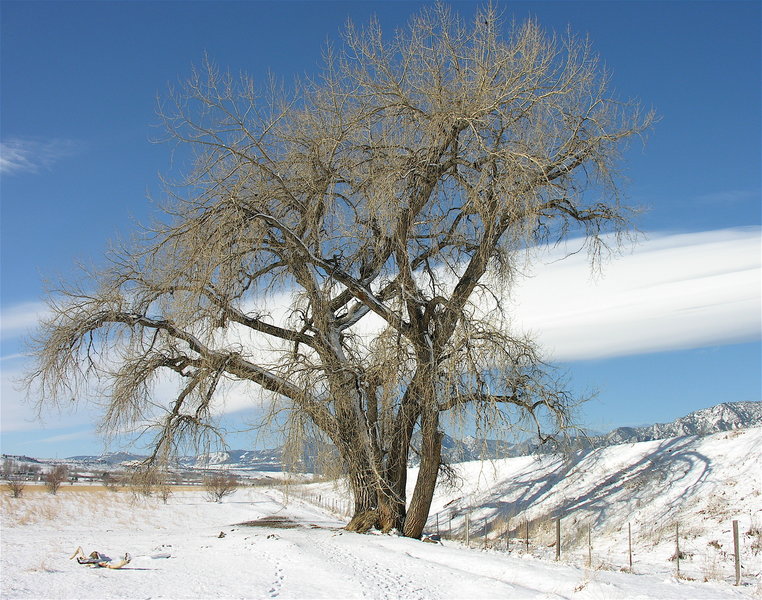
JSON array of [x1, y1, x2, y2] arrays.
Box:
[[2, 458, 16, 478], [157, 481, 174, 504], [101, 472, 122, 492], [204, 473, 238, 503], [128, 467, 175, 504], [44, 464, 69, 495], [6, 476, 26, 498]]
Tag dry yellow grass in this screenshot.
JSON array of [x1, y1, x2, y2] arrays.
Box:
[[0, 483, 202, 494], [1, 483, 206, 529], [0, 484, 108, 494]]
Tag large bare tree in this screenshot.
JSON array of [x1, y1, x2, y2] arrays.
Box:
[[27, 5, 652, 538]]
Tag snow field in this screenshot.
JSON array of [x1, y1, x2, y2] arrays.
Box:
[[2, 485, 756, 599], [2, 428, 760, 599]]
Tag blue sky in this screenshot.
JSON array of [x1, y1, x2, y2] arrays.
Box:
[[1, 1, 760, 458]]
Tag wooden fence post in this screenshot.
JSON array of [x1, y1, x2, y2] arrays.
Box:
[[465, 513, 470, 547], [483, 517, 488, 549], [506, 518, 511, 553], [733, 520, 741, 586], [555, 517, 561, 561], [675, 522, 680, 578], [525, 520, 529, 553], [628, 522, 633, 572], [587, 523, 592, 568]]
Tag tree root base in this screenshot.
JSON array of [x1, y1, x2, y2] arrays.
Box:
[[345, 510, 380, 533]]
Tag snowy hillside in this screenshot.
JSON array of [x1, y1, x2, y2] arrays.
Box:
[[2, 428, 760, 598], [296, 426, 762, 590], [179, 448, 283, 471], [418, 427, 762, 581]]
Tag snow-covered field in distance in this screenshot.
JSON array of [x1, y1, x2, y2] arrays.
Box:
[[2, 428, 760, 599]]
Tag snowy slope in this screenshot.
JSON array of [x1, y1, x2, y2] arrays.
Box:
[[299, 427, 762, 588], [423, 427, 762, 581]]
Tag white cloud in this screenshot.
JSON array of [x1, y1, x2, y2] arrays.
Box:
[[695, 189, 759, 205], [0, 137, 80, 175], [0, 301, 48, 340], [0, 362, 92, 433], [507, 227, 761, 361], [2, 227, 758, 432], [34, 429, 97, 446]]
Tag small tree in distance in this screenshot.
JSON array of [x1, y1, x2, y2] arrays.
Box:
[[204, 472, 238, 503], [6, 476, 26, 499], [44, 464, 69, 495], [127, 466, 175, 503], [101, 471, 122, 492], [2, 458, 16, 479], [26, 4, 653, 537], [157, 480, 174, 504]]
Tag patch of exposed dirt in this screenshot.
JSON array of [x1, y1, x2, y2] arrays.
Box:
[[236, 516, 301, 529]]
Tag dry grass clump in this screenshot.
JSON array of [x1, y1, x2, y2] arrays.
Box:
[[701, 544, 724, 582], [25, 559, 59, 574], [1, 483, 110, 494], [1, 482, 202, 494], [1, 486, 153, 528], [1, 493, 58, 527]]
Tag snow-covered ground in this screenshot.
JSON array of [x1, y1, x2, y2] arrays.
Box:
[[2, 428, 761, 599]]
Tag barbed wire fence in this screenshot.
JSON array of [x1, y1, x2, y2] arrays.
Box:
[[271, 481, 759, 587], [425, 502, 759, 587]]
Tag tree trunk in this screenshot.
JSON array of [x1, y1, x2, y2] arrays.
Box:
[[345, 464, 380, 532], [329, 375, 385, 532], [403, 407, 442, 538], [382, 400, 419, 532]]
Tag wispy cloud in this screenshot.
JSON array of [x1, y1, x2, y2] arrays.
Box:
[[0, 301, 48, 340], [0, 360, 94, 434], [0, 137, 81, 175], [695, 189, 759, 205], [507, 227, 761, 361], [35, 429, 97, 445], [0, 353, 29, 362]]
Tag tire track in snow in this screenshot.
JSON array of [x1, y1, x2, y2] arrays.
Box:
[[314, 533, 437, 600]]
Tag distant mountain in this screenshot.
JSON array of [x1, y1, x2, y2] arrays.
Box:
[[593, 401, 762, 447], [56, 401, 762, 471], [179, 448, 283, 472], [435, 401, 762, 460], [408, 433, 518, 465], [65, 451, 146, 465], [61, 448, 286, 473], [1, 454, 43, 464]]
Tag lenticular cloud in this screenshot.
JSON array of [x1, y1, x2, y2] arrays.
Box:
[[2, 229, 759, 363], [509, 227, 761, 361]]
